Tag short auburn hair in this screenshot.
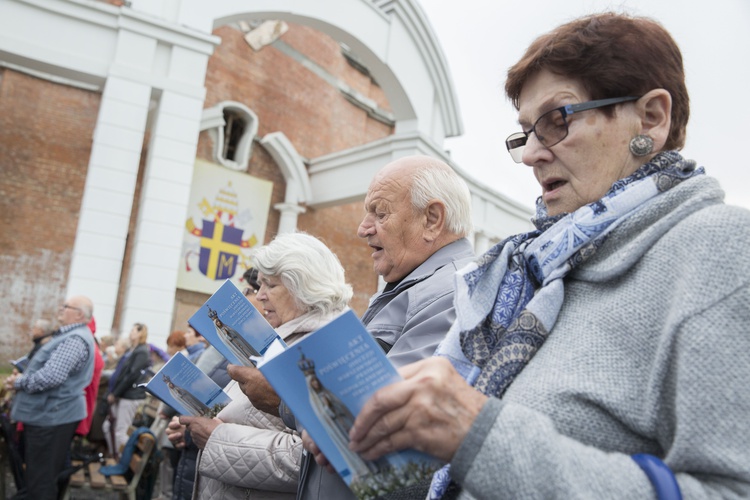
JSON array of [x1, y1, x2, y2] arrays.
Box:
[[505, 12, 689, 151], [166, 330, 186, 349]]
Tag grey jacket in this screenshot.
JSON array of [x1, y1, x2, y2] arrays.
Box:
[[297, 237, 476, 500], [450, 176, 750, 498]]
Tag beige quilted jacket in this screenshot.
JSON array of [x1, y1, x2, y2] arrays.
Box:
[[193, 310, 344, 500], [194, 381, 300, 499]]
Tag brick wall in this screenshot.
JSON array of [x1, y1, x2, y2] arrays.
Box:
[[297, 202, 377, 316], [0, 21, 394, 359], [0, 69, 100, 359], [183, 22, 393, 320]]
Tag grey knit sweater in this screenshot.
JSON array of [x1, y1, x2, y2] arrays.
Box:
[[450, 176, 750, 499]]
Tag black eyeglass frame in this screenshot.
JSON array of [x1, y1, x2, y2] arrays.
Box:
[[505, 96, 640, 163]]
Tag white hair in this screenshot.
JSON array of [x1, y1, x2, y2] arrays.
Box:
[[410, 160, 473, 237], [251, 232, 353, 315], [34, 319, 55, 336]]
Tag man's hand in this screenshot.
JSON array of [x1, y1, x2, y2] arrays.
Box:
[[4, 373, 18, 392], [179, 416, 222, 449], [349, 357, 488, 463], [301, 429, 336, 474], [227, 364, 281, 416], [166, 416, 186, 449]]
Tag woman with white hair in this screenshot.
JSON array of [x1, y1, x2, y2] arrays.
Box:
[[175, 232, 352, 499]]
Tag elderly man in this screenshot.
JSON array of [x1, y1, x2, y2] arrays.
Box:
[[228, 155, 475, 499], [352, 154, 475, 366], [6, 295, 96, 500], [299, 155, 475, 498]]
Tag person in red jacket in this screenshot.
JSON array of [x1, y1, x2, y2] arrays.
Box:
[[75, 316, 104, 438]]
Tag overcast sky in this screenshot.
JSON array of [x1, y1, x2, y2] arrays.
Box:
[[418, 0, 750, 212]]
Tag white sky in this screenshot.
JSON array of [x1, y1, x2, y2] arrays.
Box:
[[418, 0, 750, 211]]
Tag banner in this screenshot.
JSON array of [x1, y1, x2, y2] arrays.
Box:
[[178, 159, 272, 294]]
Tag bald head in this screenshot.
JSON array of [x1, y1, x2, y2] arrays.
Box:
[[58, 295, 93, 326], [373, 155, 428, 183]]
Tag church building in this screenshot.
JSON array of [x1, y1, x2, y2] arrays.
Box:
[[0, 0, 532, 355]]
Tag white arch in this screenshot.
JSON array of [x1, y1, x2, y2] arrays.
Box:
[[173, 0, 462, 144], [260, 132, 311, 234]]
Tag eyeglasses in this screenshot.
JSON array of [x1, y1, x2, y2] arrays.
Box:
[[60, 304, 81, 312], [505, 96, 639, 163]]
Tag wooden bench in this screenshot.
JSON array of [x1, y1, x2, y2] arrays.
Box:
[[62, 429, 156, 500]]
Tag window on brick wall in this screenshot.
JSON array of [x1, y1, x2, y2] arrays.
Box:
[[223, 109, 246, 161], [203, 101, 258, 171]]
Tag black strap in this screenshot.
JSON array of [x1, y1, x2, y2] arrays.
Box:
[[376, 338, 393, 354]]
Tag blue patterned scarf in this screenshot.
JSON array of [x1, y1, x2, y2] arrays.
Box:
[[427, 151, 703, 499]]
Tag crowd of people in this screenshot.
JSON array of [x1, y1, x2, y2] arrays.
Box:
[[1, 11, 749, 500]]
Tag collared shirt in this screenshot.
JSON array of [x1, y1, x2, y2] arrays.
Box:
[[15, 322, 91, 394]]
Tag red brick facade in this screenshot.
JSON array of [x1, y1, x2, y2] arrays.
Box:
[[0, 22, 391, 359], [0, 69, 100, 356]]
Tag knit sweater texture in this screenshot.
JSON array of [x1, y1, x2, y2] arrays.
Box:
[[450, 176, 750, 498]]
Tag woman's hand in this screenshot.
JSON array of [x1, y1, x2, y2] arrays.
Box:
[[106, 393, 116, 405], [166, 416, 187, 449], [227, 364, 281, 416], [301, 429, 336, 474], [349, 357, 488, 462], [179, 416, 222, 449]]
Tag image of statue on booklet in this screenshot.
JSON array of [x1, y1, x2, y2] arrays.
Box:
[[258, 310, 443, 500], [142, 352, 232, 417], [189, 279, 286, 366]]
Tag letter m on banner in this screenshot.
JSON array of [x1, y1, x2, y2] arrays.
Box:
[[199, 220, 243, 280]]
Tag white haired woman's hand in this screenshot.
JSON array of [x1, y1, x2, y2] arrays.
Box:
[[301, 429, 336, 474], [227, 364, 281, 416]]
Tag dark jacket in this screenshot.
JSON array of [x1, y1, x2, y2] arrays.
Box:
[[110, 343, 150, 400], [172, 432, 200, 500], [171, 346, 229, 500]]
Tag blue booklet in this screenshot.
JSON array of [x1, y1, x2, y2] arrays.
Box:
[[258, 310, 443, 499], [189, 279, 286, 366], [141, 352, 232, 417], [11, 355, 29, 373]]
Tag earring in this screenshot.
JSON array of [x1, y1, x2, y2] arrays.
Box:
[[629, 134, 654, 156]]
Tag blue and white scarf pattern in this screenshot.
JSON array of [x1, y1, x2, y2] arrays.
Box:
[[427, 151, 702, 499]]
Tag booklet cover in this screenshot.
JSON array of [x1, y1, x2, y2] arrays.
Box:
[[141, 352, 232, 417], [11, 355, 29, 373], [188, 279, 286, 366], [258, 310, 443, 500]]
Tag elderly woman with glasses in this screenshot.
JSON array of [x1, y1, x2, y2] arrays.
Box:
[[340, 12, 750, 499], [176, 232, 353, 500]]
